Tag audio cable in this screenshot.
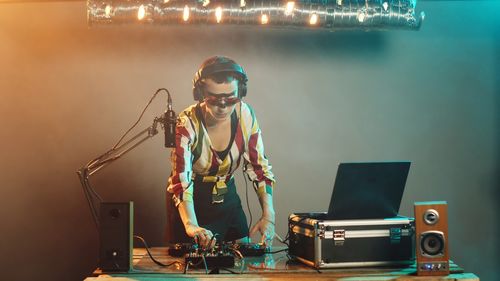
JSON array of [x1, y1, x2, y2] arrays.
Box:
[[133, 235, 182, 268]]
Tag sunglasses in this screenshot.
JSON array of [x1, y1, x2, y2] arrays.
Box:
[[204, 94, 240, 107]]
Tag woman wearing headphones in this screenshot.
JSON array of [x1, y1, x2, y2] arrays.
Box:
[[166, 56, 276, 249]]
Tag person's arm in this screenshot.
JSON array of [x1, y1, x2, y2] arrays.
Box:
[[167, 112, 214, 248], [177, 200, 215, 248], [249, 193, 275, 245], [167, 112, 194, 206], [242, 104, 276, 245]]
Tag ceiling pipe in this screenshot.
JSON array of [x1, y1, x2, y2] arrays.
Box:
[[87, 0, 424, 30]]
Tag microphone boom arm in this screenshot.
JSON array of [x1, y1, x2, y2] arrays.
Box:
[[77, 115, 164, 229]]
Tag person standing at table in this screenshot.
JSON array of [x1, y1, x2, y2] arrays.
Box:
[[166, 56, 276, 248]]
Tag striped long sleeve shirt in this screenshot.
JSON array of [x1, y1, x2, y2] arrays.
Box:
[[167, 101, 275, 206]]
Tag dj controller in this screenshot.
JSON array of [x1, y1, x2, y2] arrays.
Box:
[[168, 242, 268, 268]]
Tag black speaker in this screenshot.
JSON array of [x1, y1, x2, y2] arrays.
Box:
[[99, 202, 133, 272]]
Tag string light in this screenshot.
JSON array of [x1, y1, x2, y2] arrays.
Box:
[[261, 14, 269, 24], [215, 6, 222, 23], [309, 13, 318, 25], [357, 11, 366, 23], [285, 1, 294, 16], [87, 0, 424, 31], [104, 4, 112, 17], [183, 5, 190, 22], [382, 2, 389, 11], [137, 4, 146, 20]]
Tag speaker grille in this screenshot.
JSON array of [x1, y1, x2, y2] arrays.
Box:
[[420, 231, 445, 257]]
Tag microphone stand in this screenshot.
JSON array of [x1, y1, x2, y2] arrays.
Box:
[[77, 115, 166, 229]]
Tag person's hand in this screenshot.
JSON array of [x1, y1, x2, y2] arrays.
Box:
[[185, 224, 216, 249], [249, 217, 275, 247]]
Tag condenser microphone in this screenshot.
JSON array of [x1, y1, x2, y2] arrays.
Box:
[[164, 94, 176, 148]]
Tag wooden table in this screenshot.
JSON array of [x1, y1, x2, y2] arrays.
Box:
[[85, 247, 479, 281]]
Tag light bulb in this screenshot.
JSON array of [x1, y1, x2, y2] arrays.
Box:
[[183, 5, 190, 21], [357, 11, 366, 23], [137, 5, 146, 20], [309, 13, 318, 25], [104, 4, 112, 17], [261, 14, 269, 24], [215, 6, 222, 23], [285, 2, 295, 16], [383, 2, 389, 11]]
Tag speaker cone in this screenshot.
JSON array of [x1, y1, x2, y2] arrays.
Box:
[[420, 231, 445, 256], [109, 208, 121, 219]]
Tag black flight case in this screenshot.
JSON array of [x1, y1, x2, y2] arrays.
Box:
[[288, 212, 415, 269]]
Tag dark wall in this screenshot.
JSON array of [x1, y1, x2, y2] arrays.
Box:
[[0, 1, 498, 280]]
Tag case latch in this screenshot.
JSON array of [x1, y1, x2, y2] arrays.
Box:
[[390, 227, 402, 244], [317, 224, 326, 238], [333, 229, 345, 246]]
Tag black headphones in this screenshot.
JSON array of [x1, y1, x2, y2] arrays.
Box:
[[192, 57, 248, 101]]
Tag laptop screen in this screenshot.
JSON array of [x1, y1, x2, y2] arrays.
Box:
[[326, 162, 411, 220]]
